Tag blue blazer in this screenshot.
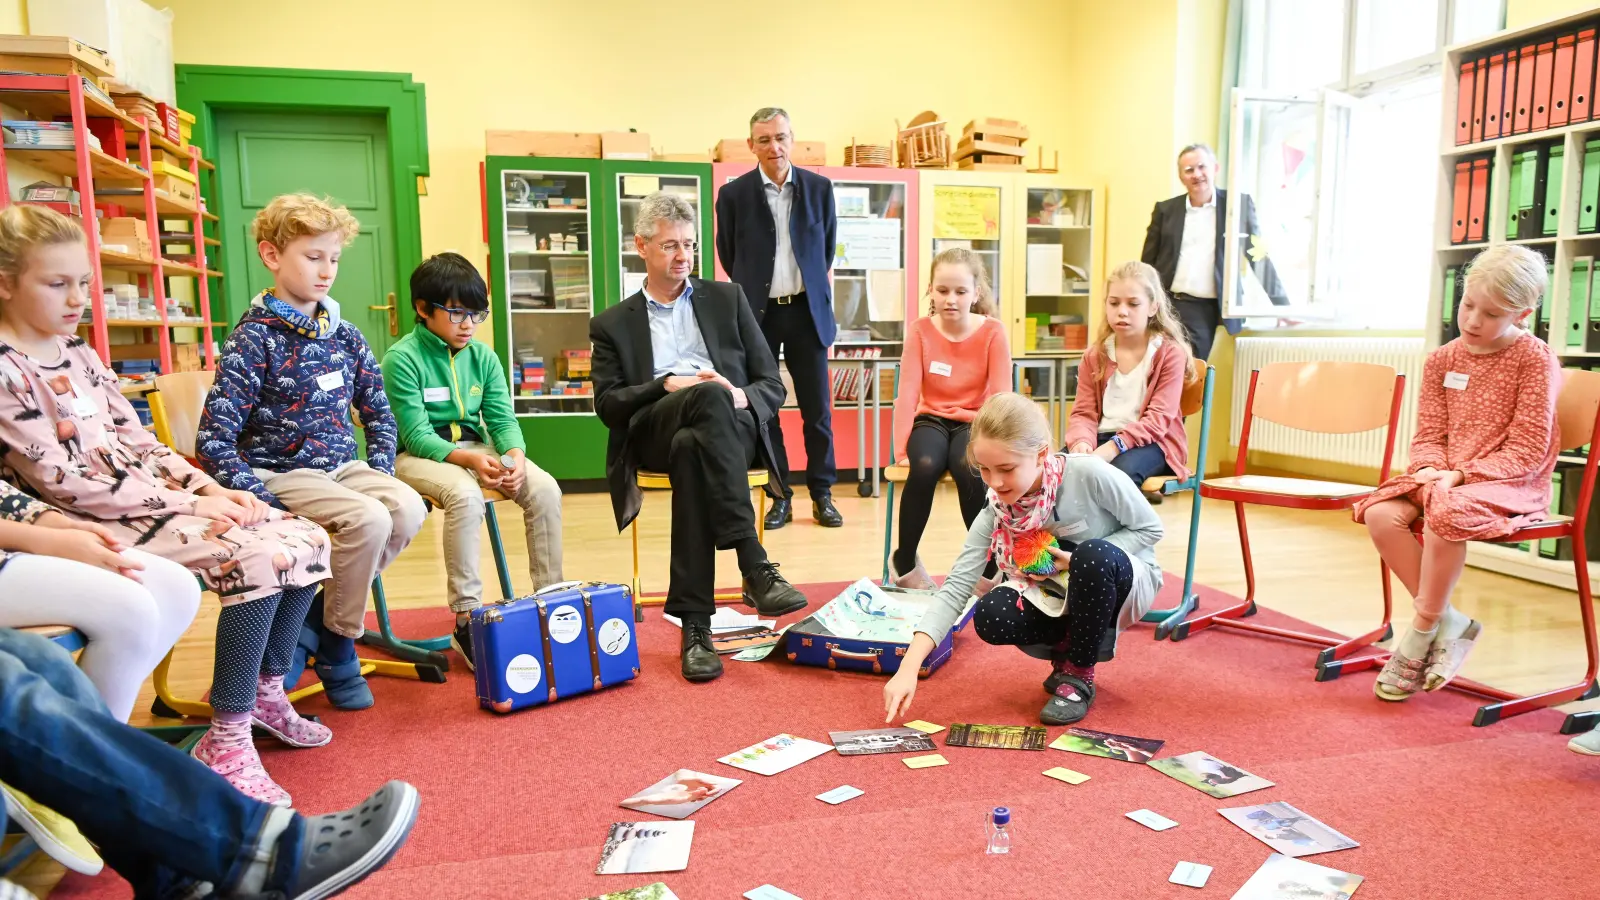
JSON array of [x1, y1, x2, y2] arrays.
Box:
[[714, 165, 837, 346]]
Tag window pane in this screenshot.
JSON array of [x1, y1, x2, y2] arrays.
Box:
[[1246, 0, 1348, 92], [1228, 96, 1320, 317], [1451, 0, 1504, 44], [1354, 0, 1439, 75]]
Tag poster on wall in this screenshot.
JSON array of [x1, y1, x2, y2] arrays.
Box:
[[834, 217, 902, 270], [933, 185, 1001, 240]]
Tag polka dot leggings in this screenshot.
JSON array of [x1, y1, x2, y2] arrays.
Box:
[[972, 539, 1134, 668], [210, 585, 319, 714]]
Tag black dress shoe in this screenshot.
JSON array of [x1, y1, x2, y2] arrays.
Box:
[[741, 561, 809, 617], [680, 619, 723, 682], [763, 497, 793, 530], [812, 495, 843, 527]]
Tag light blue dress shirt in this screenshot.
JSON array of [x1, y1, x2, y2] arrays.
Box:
[[759, 164, 804, 298], [645, 280, 716, 378]]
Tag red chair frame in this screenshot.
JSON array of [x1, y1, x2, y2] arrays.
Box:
[[1167, 362, 1407, 669], [1318, 368, 1600, 730]]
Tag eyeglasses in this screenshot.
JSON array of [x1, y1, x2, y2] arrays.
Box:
[[428, 302, 489, 324], [654, 240, 698, 256]]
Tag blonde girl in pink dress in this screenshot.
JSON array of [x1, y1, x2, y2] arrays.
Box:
[[1353, 246, 1560, 701]]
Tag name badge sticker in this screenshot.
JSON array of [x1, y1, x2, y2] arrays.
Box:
[[71, 395, 98, 418], [1443, 371, 1469, 390], [929, 361, 953, 377], [316, 370, 346, 392], [423, 386, 451, 402]]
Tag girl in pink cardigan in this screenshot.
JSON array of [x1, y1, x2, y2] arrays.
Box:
[[890, 248, 1012, 589], [1064, 261, 1193, 496]]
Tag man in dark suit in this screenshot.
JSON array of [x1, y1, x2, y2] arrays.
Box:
[[715, 107, 842, 530], [1140, 143, 1288, 360], [591, 191, 808, 683]]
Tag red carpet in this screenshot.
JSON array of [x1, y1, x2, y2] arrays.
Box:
[[56, 581, 1600, 899]]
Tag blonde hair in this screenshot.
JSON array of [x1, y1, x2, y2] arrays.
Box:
[[1091, 260, 1193, 386], [252, 193, 360, 250], [0, 204, 85, 280], [968, 392, 1052, 465], [925, 247, 995, 317], [1465, 245, 1548, 316]]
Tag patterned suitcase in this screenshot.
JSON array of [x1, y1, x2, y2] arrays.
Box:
[[784, 582, 976, 679], [469, 581, 640, 714]]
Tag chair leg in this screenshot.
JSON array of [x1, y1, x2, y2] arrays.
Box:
[[357, 577, 452, 669], [1148, 481, 1203, 638], [1562, 707, 1600, 736], [1168, 500, 1257, 641], [631, 518, 643, 622], [882, 480, 896, 586], [484, 501, 515, 602], [756, 486, 766, 545]]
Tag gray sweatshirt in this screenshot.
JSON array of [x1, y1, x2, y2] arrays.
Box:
[[913, 454, 1165, 644]]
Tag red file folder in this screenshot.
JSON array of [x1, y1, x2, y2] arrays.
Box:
[[1468, 158, 1491, 243], [1552, 34, 1577, 127], [1486, 52, 1509, 139], [1531, 40, 1556, 131], [1576, 29, 1598, 123], [1451, 160, 1472, 244], [1456, 60, 1477, 144], [1472, 57, 1489, 142], [1514, 43, 1538, 133]]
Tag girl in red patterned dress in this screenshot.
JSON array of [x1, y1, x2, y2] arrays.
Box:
[[1353, 246, 1560, 701]]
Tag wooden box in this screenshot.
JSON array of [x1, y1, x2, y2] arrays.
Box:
[[654, 150, 712, 163], [173, 343, 202, 373], [152, 173, 197, 205], [792, 140, 826, 165], [713, 139, 757, 163], [962, 118, 1030, 141], [0, 35, 116, 78], [601, 131, 651, 160], [485, 130, 601, 158]]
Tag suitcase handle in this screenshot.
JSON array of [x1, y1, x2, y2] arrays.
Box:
[[533, 580, 584, 596], [827, 644, 883, 674]]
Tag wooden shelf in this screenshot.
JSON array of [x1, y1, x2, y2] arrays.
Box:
[[2, 145, 148, 183], [118, 382, 156, 396], [160, 232, 222, 247], [89, 318, 210, 328], [99, 249, 155, 270], [1444, 118, 1600, 158], [0, 76, 139, 125]]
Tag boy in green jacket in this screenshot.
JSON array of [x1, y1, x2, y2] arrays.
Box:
[[383, 252, 564, 669]]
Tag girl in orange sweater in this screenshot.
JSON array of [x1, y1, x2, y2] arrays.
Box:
[[1064, 261, 1193, 495], [889, 248, 1012, 589]]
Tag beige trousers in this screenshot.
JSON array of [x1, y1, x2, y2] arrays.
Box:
[[394, 444, 564, 612], [253, 461, 428, 638]]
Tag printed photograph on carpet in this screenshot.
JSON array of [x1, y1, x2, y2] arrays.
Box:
[[711, 627, 787, 655], [718, 734, 835, 776], [1218, 802, 1359, 858], [581, 884, 682, 900], [620, 769, 742, 819], [829, 727, 938, 755], [945, 723, 1049, 750], [1148, 750, 1275, 798], [1231, 853, 1364, 899], [597, 822, 695, 875], [1048, 727, 1164, 762]]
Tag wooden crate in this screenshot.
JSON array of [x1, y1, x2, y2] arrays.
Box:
[[713, 139, 757, 163], [0, 35, 115, 78], [954, 137, 1027, 160], [486, 130, 602, 158], [792, 140, 826, 165], [957, 159, 1025, 171], [601, 131, 651, 160], [962, 118, 1030, 142]]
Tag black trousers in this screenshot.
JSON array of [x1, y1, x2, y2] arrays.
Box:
[[894, 415, 987, 574], [1172, 293, 1221, 361], [761, 295, 835, 500], [1095, 431, 1172, 488], [629, 382, 762, 616], [970, 539, 1134, 668]]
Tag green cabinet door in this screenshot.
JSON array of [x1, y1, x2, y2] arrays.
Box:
[[215, 111, 401, 356], [597, 160, 714, 310]]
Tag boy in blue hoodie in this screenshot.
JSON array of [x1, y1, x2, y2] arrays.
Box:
[[197, 193, 427, 710]]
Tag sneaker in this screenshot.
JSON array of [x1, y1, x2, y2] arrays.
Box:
[[191, 725, 291, 808], [253, 692, 333, 749], [282, 781, 420, 900], [1569, 722, 1600, 756], [451, 621, 476, 673], [0, 782, 103, 875]]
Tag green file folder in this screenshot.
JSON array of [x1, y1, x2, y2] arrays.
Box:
[[1568, 257, 1593, 350], [1510, 148, 1539, 239], [1544, 144, 1565, 236], [1581, 139, 1600, 234]]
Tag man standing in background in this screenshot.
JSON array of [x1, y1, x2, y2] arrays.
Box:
[[1140, 143, 1287, 360], [715, 107, 842, 529]]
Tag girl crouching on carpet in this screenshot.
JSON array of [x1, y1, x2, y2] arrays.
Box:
[[882, 392, 1164, 725]]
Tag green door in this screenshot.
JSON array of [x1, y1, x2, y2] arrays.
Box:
[[215, 110, 401, 355]]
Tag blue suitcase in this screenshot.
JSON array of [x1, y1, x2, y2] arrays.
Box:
[[784, 581, 976, 678], [469, 581, 640, 713]]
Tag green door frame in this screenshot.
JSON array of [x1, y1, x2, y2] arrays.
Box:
[[174, 65, 429, 327]]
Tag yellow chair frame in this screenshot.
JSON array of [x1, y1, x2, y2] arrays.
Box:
[[630, 468, 770, 617]]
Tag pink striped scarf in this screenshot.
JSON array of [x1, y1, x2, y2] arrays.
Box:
[[987, 452, 1067, 581]]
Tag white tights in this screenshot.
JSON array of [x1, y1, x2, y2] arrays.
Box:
[[0, 549, 200, 721]]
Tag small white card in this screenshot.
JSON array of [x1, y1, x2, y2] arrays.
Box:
[[745, 886, 802, 900], [316, 370, 346, 391], [1444, 371, 1469, 390], [816, 785, 864, 805], [422, 386, 451, 402], [1126, 809, 1178, 831], [1169, 861, 1212, 887], [71, 395, 98, 418], [929, 360, 953, 377]]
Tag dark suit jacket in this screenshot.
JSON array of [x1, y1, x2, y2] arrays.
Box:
[[589, 278, 787, 531], [1139, 188, 1288, 335], [714, 165, 838, 346]]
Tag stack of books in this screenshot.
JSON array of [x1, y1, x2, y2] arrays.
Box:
[[4, 120, 99, 150]]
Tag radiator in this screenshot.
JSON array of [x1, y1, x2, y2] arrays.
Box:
[[1230, 337, 1424, 470]]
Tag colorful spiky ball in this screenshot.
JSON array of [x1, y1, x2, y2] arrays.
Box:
[[1013, 530, 1063, 577]]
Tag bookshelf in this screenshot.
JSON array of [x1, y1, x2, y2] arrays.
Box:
[[1435, 7, 1600, 590]]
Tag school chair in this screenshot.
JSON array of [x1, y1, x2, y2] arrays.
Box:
[[630, 468, 769, 620], [1146, 360, 1216, 638], [1317, 368, 1600, 730], [1162, 361, 1407, 670], [878, 465, 953, 586], [359, 487, 517, 669]]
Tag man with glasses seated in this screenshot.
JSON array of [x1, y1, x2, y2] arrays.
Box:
[[591, 192, 809, 683], [383, 252, 564, 670]]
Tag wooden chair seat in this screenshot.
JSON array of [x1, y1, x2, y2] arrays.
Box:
[[631, 469, 771, 611], [636, 469, 770, 490], [1202, 474, 1374, 501], [883, 463, 953, 485]]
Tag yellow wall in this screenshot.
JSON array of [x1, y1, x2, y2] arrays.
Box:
[[1507, 0, 1596, 28], [0, 1, 23, 34]]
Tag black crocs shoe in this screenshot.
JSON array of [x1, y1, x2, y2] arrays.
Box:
[[1039, 674, 1096, 726], [283, 781, 420, 900], [451, 622, 476, 673]]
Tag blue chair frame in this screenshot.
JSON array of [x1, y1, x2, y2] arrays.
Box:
[[1145, 364, 1215, 638]]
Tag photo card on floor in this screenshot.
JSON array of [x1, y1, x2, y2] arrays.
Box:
[[1230, 853, 1364, 899], [945, 724, 1049, 750], [1218, 802, 1359, 858], [828, 727, 938, 755], [619, 769, 742, 819], [1148, 750, 1274, 798], [596, 822, 695, 875], [581, 884, 682, 900], [718, 734, 835, 776], [1048, 727, 1165, 762]]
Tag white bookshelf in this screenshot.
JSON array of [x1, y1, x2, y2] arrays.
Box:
[[1435, 7, 1600, 589]]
